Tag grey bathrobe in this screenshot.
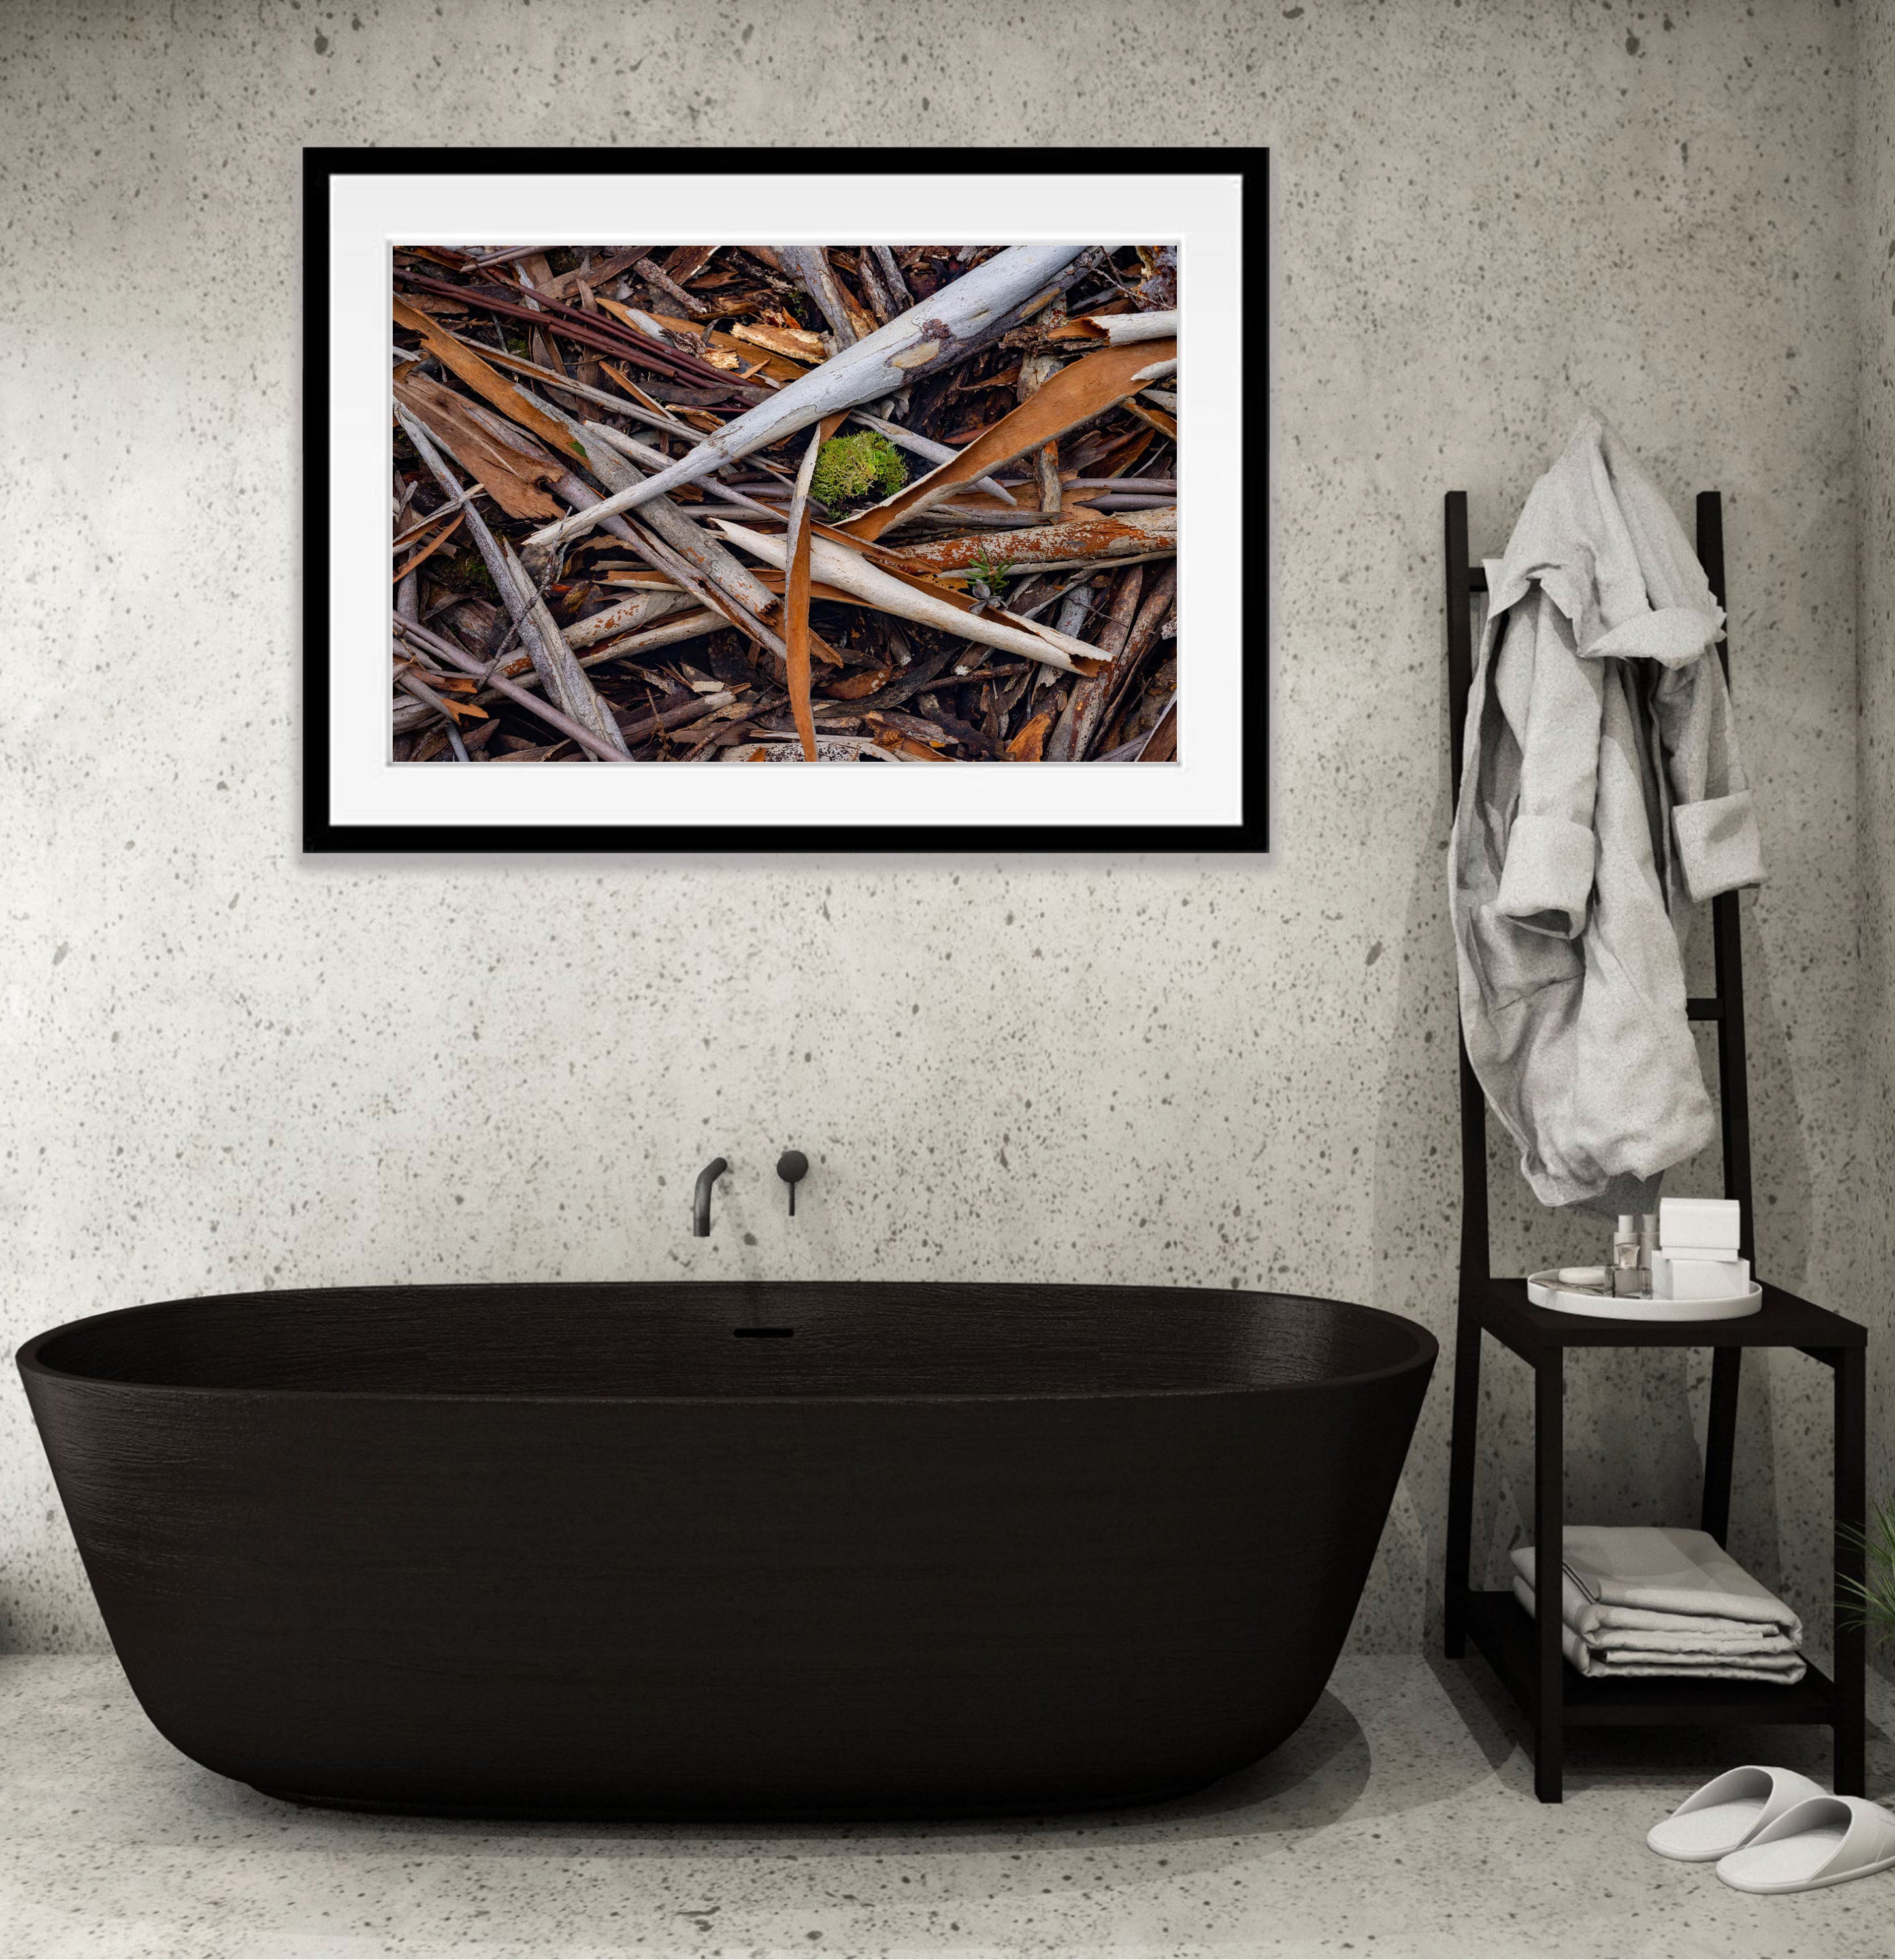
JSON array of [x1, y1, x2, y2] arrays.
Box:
[[1449, 414, 1766, 1211]]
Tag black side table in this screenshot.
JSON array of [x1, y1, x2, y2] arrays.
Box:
[[1440, 488, 1870, 1803], [1443, 1276, 1867, 1803]]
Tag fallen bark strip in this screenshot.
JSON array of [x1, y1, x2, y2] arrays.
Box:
[[617, 305, 812, 384], [874, 730, 957, 761], [396, 408, 628, 755], [1045, 476, 1179, 491], [393, 370, 564, 521], [451, 340, 716, 446], [718, 736, 904, 762], [799, 519, 1104, 642], [778, 245, 861, 346], [883, 502, 1096, 532], [616, 688, 738, 745], [599, 299, 753, 377], [391, 508, 465, 584], [751, 569, 898, 606], [1083, 562, 1179, 758], [869, 244, 912, 307], [393, 617, 627, 763], [599, 504, 842, 674], [783, 410, 851, 760], [564, 588, 699, 649], [465, 244, 571, 269], [523, 244, 1089, 552], [1052, 308, 1179, 346], [1123, 399, 1178, 442], [883, 505, 1176, 574], [464, 375, 788, 646], [870, 704, 1001, 759], [1046, 566, 1147, 760], [614, 516, 783, 657], [851, 246, 899, 325], [398, 271, 758, 397], [572, 419, 780, 617], [498, 538, 632, 757], [1137, 697, 1178, 761], [393, 296, 590, 463], [1006, 709, 1055, 761], [398, 670, 474, 761], [409, 432, 625, 737], [936, 549, 1177, 583], [661, 244, 720, 284], [582, 423, 781, 519], [722, 318, 826, 366], [633, 255, 710, 317], [398, 667, 486, 727], [574, 609, 725, 670], [412, 389, 672, 593], [1016, 352, 1063, 517], [839, 336, 1178, 542], [712, 519, 1104, 675], [535, 246, 649, 300], [454, 609, 727, 716]]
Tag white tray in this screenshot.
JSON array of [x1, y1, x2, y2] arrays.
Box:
[[1525, 1270, 1764, 1322]]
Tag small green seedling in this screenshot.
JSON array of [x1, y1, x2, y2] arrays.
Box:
[[965, 549, 1014, 610], [809, 431, 908, 510]]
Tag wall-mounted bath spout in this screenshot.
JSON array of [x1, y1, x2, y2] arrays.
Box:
[[693, 1158, 728, 1237], [776, 1151, 809, 1216]]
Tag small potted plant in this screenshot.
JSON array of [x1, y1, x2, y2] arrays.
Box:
[[1841, 1495, 1895, 1653]]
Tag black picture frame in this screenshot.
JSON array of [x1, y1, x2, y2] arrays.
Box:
[[303, 146, 1268, 854]]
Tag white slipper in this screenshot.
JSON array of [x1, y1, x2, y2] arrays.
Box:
[[1645, 1764, 1827, 1861], [1715, 1795, 1895, 1895]]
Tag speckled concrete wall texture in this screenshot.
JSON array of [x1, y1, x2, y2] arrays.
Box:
[[0, 0, 1881, 1665], [1856, 1, 1895, 1541]]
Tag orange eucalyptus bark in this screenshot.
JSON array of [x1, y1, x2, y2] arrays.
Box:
[[785, 412, 851, 762]]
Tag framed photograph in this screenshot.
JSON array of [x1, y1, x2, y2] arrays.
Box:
[[303, 146, 1268, 853]]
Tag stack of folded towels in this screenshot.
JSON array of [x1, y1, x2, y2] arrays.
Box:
[[1513, 1524, 1805, 1682]]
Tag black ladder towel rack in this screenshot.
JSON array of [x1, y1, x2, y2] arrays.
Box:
[[1438, 487, 1868, 1804]]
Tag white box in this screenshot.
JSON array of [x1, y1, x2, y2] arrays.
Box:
[[1658, 1196, 1741, 1253], [1651, 1251, 1751, 1300]]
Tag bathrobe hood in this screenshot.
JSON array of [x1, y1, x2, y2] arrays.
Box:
[[1486, 412, 1727, 671], [1449, 414, 1766, 1212]]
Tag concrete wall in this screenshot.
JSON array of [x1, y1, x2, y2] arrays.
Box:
[[1856, 0, 1895, 1594], [0, 0, 1874, 1662]]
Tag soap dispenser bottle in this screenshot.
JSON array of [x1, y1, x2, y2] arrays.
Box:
[[1611, 1215, 1647, 1298]]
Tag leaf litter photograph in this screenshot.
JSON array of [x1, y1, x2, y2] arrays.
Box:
[[389, 240, 1183, 766]]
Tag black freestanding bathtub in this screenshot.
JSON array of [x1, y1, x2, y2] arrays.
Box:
[[19, 1283, 1434, 1818]]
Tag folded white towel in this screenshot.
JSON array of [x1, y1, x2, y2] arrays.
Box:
[[1509, 1525, 1802, 1639], [1511, 1577, 1809, 1682], [1571, 1619, 1799, 1657], [1511, 1558, 1801, 1650]]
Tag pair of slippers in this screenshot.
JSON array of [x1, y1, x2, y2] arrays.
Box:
[[1646, 1765, 1895, 1893]]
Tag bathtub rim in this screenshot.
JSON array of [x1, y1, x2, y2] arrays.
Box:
[[16, 1281, 1438, 1405]]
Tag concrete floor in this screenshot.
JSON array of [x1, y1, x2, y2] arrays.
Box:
[[1, 1654, 1890, 1960]]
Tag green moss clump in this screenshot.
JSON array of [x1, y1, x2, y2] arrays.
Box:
[[809, 431, 908, 509], [453, 551, 498, 600]]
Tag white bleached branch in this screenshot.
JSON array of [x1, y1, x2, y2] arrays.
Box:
[[710, 520, 1104, 676], [523, 244, 1087, 553]]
